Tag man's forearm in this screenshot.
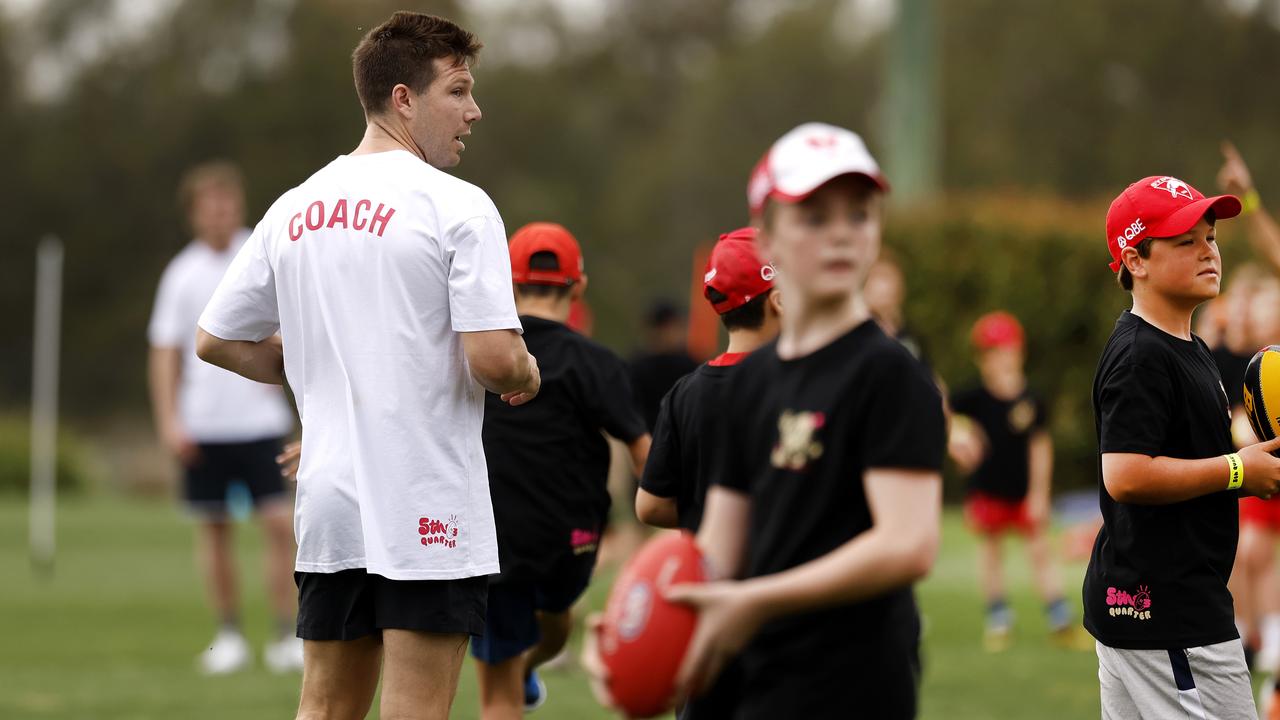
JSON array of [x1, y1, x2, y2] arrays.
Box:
[[196, 328, 285, 385], [147, 347, 182, 436]]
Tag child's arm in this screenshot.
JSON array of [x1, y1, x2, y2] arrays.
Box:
[[1027, 430, 1053, 525], [1219, 141, 1280, 274], [635, 488, 678, 528], [1103, 435, 1280, 504], [625, 433, 650, 478], [671, 469, 939, 699]]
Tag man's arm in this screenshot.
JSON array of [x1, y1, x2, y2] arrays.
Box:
[[194, 327, 285, 385], [147, 346, 198, 465], [1103, 435, 1280, 504], [1026, 430, 1053, 525], [635, 488, 678, 528], [460, 329, 539, 404]]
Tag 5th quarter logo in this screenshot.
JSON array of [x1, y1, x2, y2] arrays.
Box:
[[419, 515, 459, 549]]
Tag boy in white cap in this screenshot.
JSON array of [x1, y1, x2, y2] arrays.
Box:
[[668, 123, 946, 719]]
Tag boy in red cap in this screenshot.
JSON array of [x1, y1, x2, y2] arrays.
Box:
[[1086, 175, 1280, 719], [949, 311, 1080, 651], [472, 221, 650, 718], [635, 226, 781, 533], [666, 123, 946, 719]]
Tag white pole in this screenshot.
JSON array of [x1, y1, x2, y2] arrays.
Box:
[[30, 235, 63, 576]]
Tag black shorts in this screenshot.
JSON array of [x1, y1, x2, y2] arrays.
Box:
[[469, 552, 596, 664], [295, 569, 488, 641], [183, 437, 288, 516]]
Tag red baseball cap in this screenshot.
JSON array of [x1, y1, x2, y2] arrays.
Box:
[[1105, 176, 1241, 272], [971, 311, 1024, 350], [703, 227, 775, 314], [747, 122, 889, 218], [509, 222, 583, 286]]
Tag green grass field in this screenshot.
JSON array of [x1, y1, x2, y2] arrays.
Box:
[[0, 493, 1108, 719]]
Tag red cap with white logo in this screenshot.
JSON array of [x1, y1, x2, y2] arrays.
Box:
[[1105, 176, 1241, 272], [747, 122, 888, 218], [510, 222, 584, 286], [703, 227, 775, 314]]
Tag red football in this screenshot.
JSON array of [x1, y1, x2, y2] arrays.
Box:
[[599, 531, 706, 718]]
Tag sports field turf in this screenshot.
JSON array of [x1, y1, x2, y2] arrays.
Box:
[[1, 493, 1109, 719]]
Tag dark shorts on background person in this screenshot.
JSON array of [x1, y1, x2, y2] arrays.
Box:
[[183, 437, 288, 515], [470, 552, 596, 664], [295, 569, 488, 641]]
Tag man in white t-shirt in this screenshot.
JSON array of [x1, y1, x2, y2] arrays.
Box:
[[147, 161, 300, 675], [195, 12, 539, 720]]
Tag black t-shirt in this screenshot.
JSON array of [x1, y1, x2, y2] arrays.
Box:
[[1083, 311, 1238, 650], [638, 353, 746, 533], [1212, 345, 1252, 408], [629, 350, 700, 431], [712, 320, 946, 716], [950, 385, 1048, 500], [483, 316, 647, 580]]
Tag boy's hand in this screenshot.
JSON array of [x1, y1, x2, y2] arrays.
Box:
[[1218, 141, 1255, 197], [579, 613, 627, 715], [500, 353, 541, 406], [276, 440, 302, 479], [948, 416, 987, 474], [667, 580, 765, 705], [1238, 436, 1280, 498]]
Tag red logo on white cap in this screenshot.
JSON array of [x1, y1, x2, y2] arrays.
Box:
[[1150, 176, 1193, 201]]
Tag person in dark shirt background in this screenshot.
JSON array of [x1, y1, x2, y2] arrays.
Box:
[[949, 311, 1083, 652], [472, 222, 651, 717], [630, 300, 700, 432]]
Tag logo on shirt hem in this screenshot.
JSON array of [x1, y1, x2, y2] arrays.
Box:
[[419, 514, 460, 549], [1106, 585, 1153, 621], [571, 528, 600, 555]]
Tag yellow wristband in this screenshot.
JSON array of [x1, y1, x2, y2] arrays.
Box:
[[1226, 453, 1244, 490], [1242, 189, 1261, 215]]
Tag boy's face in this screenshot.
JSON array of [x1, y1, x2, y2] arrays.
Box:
[[757, 175, 883, 306], [1133, 217, 1220, 305], [977, 345, 1024, 380]]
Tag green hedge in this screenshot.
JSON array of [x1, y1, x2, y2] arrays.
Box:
[[888, 195, 1253, 497], [0, 414, 95, 494]]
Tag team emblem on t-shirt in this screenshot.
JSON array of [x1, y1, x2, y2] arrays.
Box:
[[419, 514, 460, 549], [1007, 400, 1036, 434], [1105, 585, 1153, 621], [771, 410, 826, 471]]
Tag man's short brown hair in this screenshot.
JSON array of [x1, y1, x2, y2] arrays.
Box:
[[351, 12, 482, 117], [178, 160, 244, 215]]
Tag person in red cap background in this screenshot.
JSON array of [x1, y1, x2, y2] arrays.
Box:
[[1085, 175, 1280, 719], [471, 221, 650, 719], [663, 123, 946, 719], [634, 226, 781, 534], [948, 311, 1084, 652]]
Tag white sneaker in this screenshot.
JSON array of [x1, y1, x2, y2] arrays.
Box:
[[264, 636, 304, 673], [198, 629, 250, 675]]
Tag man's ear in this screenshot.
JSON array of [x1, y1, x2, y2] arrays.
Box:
[[389, 83, 415, 118], [767, 288, 783, 317]]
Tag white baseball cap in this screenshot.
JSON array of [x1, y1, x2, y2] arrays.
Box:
[[747, 122, 888, 217]]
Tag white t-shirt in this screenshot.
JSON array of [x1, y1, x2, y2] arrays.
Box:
[[148, 232, 295, 443], [198, 150, 521, 581]]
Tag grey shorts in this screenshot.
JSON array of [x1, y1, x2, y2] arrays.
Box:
[[1097, 639, 1255, 720]]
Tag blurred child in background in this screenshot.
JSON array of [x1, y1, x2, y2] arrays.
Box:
[[949, 311, 1083, 651]]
